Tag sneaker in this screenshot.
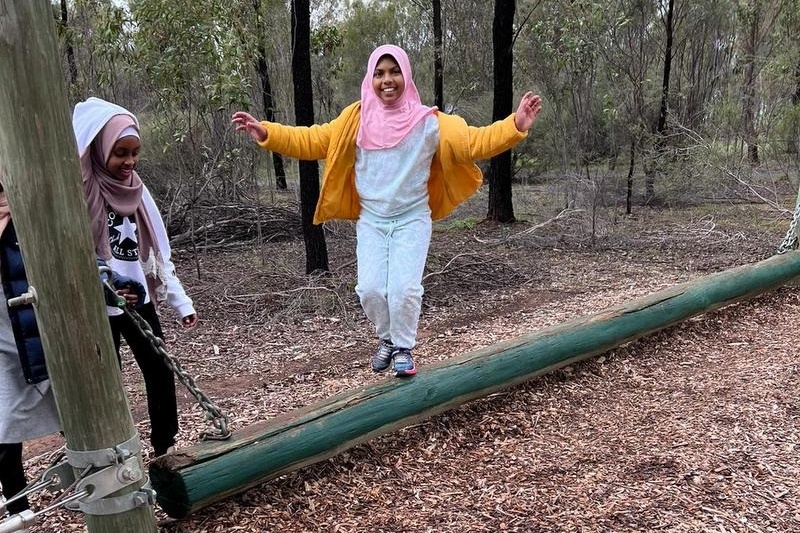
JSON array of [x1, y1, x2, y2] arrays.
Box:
[[371, 339, 394, 372], [392, 348, 417, 377]]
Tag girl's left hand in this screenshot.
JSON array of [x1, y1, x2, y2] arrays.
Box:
[[514, 92, 542, 132], [116, 288, 139, 307], [181, 314, 199, 328]]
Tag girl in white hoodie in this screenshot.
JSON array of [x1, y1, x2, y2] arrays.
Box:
[[72, 97, 198, 456]]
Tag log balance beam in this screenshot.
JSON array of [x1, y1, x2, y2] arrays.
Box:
[[150, 250, 800, 518]]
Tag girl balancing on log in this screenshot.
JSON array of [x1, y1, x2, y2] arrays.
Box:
[[233, 44, 541, 378]]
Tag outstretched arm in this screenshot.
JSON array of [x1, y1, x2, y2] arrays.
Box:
[[232, 111, 268, 143], [514, 92, 542, 132], [231, 110, 334, 161]]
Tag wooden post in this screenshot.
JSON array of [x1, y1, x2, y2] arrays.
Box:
[[0, 2, 156, 531], [151, 250, 800, 518]]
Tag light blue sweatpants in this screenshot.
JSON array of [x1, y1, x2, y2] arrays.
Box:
[[355, 211, 432, 350]]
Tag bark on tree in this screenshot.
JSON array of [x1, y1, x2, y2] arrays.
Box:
[[291, 0, 329, 274], [626, 139, 635, 215], [486, 0, 516, 223], [253, 0, 287, 190], [256, 50, 288, 190], [58, 0, 78, 92], [433, 0, 443, 110], [739, 1, 783, 164], [646, 0, 674, 203], [742, 3, 761, 164]]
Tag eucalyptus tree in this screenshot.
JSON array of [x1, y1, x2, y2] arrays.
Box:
[[399, 0, 445, 108], [291, 0, 330, 274], [671, 1, 737, 132], [129, 0, 252, 222], [433, 0, 444, 109], [54, 0, 78, 94], [53, 0, 133, 103], [597, 0, 662, 214], [643, 0, 675, 202], [521, 0, 609, 198], [779, 0, 800, 156], [736, 0, 785, 164], [486, 0, 517, 223], [310, 22, 346, 122], [248, 0, 289, 190], [439, 0, 494, 117]]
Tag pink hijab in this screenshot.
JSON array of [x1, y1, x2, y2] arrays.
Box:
[[0, 190, 9, 237], [356, 44, 436, 150], [80, 113, 158, 268]]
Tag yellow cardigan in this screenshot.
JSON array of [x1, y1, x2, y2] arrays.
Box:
[[258, 102, 527, 224]]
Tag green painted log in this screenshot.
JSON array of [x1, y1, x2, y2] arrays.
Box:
[[150, 250, 800, 518]]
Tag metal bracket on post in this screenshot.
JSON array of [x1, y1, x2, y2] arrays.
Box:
[[63, 456, 155, 516], [65, 434, 141, 469], [61, 434, 155, 516], [41, 461, 77, 491]]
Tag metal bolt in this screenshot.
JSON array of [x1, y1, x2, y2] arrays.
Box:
[[118, 466, 142, 483], [7, 287, 37, 307]]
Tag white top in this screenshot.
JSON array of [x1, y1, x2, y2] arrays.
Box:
[[104, 185, 195, 319], [355, 115, 439, 219]]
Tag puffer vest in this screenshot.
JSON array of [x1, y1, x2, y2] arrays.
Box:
[[0, 221, 47, 384]]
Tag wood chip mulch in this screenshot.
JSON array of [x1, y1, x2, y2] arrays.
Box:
[[16, 201, 800, 533]]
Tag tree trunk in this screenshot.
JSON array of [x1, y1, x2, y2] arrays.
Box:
[[433, 0, 443, 110], [742, 7, 760, 165], [256, 49, 287, 190], [646, 0, 674, 203], [486, 0, 516, 223], [58, 0, 78, 93], [291, 0, 329, 274], [0, 1, 156, 531], [742, 21, 759, 165], [251, 0, 286, 190], [150, 250, 800, 518], [626, 138, 635, 215]]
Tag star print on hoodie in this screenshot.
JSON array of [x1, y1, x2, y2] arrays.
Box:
[[108, 210, 140, 261]]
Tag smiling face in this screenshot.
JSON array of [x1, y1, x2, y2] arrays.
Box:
[[372, 55, 405, 105], [106, 135, 140, 181]]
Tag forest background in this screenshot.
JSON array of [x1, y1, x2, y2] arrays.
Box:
[[52, 0, 800, 266]]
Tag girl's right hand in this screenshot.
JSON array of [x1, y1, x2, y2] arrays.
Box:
[[231, 111, 268, 143]]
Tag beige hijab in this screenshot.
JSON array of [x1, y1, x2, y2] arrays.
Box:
[[73, 98, 163, 298]]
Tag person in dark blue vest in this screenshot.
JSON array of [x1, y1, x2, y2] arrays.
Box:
[[0, 186, 60, 517], [0, 184, 144, 517]]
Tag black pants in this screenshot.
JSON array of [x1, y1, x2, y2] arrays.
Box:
[[109, 303, 178, 455], [0, 442, 27, 515]]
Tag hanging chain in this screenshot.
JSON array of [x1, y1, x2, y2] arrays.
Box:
[[777, 186, 800, 254], [122, 307, 231, 441]]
